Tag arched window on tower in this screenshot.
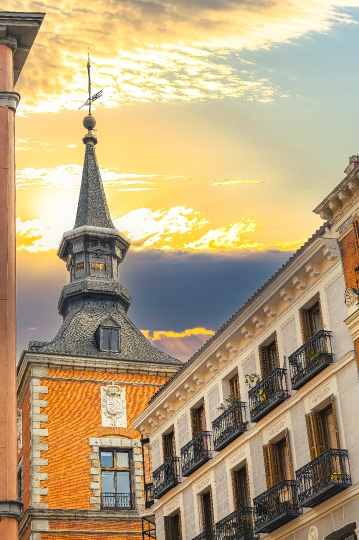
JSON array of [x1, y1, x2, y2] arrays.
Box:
[[96, 319, 121, 352]]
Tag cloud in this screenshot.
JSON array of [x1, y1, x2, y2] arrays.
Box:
[[16, 217, 57, 252], [7, 0, 357, 112], [213, 179, 265, 186], [184, 218, 261, 250], [142, 327, 216, 361]]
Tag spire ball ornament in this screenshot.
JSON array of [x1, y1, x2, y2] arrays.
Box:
[[83, 114, 96, 130]]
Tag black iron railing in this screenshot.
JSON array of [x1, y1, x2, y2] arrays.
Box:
[[181, 431, 212, 477], [296, 449, 351, 508], [248, 369, 288, 423], [145, 482, 154, 508], [213, 402, 247, 452], [289, 330, 333, 390], [192, 532, 216, 540], [102, 492, 131, 509], [253, 480, 302, 533], [216, 507, 257, 540], [142, 515, 156, 539], [153, 457, 181, 499]]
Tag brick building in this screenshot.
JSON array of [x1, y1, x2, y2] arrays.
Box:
[[134, 155, 359, 540], [16, 113, 182, 540]]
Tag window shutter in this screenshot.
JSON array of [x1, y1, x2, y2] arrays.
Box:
[[178, 511, 183, 540], [314, 413, 326, 456], [164, 516, 172, 540], [305, 413, 318, 460], [330, 394, 341, 449], [191, 409, 201, 437], [300, 309, 311, 343], [245, 460, 251, 505], [284, 428, 294, 480], [229, 374, 240, 400], [263, 443, 280, 488], [260, 347, 270, 378], [306, 412, 326, 459], [353, 218, 359, 250]]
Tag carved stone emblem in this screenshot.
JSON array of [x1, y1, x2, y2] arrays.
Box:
[[17, 409, 22, 452], [345, 287, 358, 308], [101, 383, 127, 427], [308, 526, 318, 540]]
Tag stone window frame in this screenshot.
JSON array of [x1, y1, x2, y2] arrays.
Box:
[[88, 436, 143, 511]]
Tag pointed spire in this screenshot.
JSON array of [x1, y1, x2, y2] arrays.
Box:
[[74, 114, 115, 229]]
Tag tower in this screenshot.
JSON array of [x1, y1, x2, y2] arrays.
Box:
[[17, 73, 182, 540]]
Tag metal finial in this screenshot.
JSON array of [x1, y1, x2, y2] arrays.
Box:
[[78, 51, 103, 113]]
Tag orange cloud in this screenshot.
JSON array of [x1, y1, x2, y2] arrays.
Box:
[[142, 327, 216, 361]]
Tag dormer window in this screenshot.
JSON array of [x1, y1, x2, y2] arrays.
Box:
[[96, 320, 121, 352]]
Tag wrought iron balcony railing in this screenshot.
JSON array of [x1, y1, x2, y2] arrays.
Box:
[[216, 507, 257, 540], [192, 532, 216, 540], [213, 401, 247, 452], [248, 368, 288, 423], [153, 456, 181, 499], [289, 330, 334, 390], [253, 480, 302, 533], [144, 482, 154, 508], [181, 431, 212, 477], [296, 448, 352, 508], [102, 492, 132, 509]]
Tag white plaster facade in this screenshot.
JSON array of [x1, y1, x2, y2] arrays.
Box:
[[134, 157, 359, 540]]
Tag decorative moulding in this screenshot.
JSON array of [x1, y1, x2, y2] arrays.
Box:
[[305, 263, 321, 278], [184, 383, 196, 394], [175, 391, 187, 401], [322, 245, 339, 261], [241, 352, 254, 366], [148, 417, 159, 427], [101, 383, 127, 428], [252, 315, 266, 328], [308, 526, 318, 540], [241, 326, 254, 339], [139, 425, 150, 438], [310, 385, 331, 406], [166, 498, 180, 514], [280, 314, 295, 329], [163, 402, 176, 413], [155, 410, 167, 421], [215, 351, 228, 363], [195, 475, 210, 492], [292, 276, 307, 290], [338, 188, 350, 202], [263, 304, 277, 317], [324, 272, 342, 290], [193, 374, 205, 385], [229, 448, 246, 465], [206, 360, 219, 372], [328, 198, 341, 212], [208, 383, 219, 396], [268, 419, 285, 438], [226, 341, 238, 354], [279, 288, 294, 302]]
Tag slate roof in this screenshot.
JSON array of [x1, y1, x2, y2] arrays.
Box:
[[148, 223, 329, 403], [29, 298, 181, 364], [74, 141, 115, 229]]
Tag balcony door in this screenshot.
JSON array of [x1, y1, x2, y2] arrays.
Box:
[[233, 466, 250, 508], [229, 373, 240, 400], [165, 512, 182, 540], [263, 430, 293, 488], [191, 404, 206, 436], [201, 489, 214, 533], [163, 430, 176, 461], [260, 339, 279, 378], [301, 301, 322, 341], [305, 395, 340, 459]]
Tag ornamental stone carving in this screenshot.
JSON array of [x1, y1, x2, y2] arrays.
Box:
[[148, 417, 159, 427], [263, 304, 277, 317], [17, 409, 22, 452], [252, 315, 266, 328], [279, 288, 294, 302], [308, 526, 318, 540], [155, 410, 167, 421], [139, 426, 150, 437], [322, 245, 339, 261], [206, 360, 219, 372], [268, 419, 285, 438], [345, 287, 358, 308], [241, 326, 254, 338], [311, 386, 330, 405], [193, 374, 205, 385], [195, 476, 210, 492], [164, 402, 176, 413], [305, 263, 321, 278], [226, 342, 238, 354], [229, 448, 246, 465], [175, 391, 187, 401], [216, 351, 228, 363], [292, 276, 307, 290], [184, 383, 196, 394], [166, 498, 180, 514], [101, 383, 127, 427]]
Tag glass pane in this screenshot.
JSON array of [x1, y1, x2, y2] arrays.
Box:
[[116, 471, 131, 493], [110, 329, 119, 351], [116, 451, 129, 468], [102, 471, 115, 493], [100, 450, 113, 467], [102, 328, 110, 351]]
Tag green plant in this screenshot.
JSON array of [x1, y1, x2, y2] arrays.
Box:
[[245, 373, 261, 390], [218, 393, 240, 412], [305, 350, 323, 364]]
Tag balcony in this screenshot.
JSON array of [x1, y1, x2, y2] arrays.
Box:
[[153, 457, 181, 499], [253, 481, 302, 533], [181, 431, 212, 477], [213, 401, 248, 452], [248, 369, 288, 423], [296, 449, 352, 508], [216, 507, 257, 540], [102, 492, 132, 509], [289, 330, 334, 390], [144, 482, 154, 508], [192, 533, 216, 540]]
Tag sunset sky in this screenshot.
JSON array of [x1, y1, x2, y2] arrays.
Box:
[[7, 1, 359, 360]]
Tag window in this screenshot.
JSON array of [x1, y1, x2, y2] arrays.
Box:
[[201, 489, 214, 533], [191, 404, 206, 437], [76, 261, 84, 270], [101, 327, 120, 352], [305, 395, 340, 460], [233, 465, 250, 508], [263, 429, 293, 489], [91, 262, 107, 271], [260, 338, 279, 378], [163, 430, 176, 461], [301, 301, 322, 342], [100, 449, 132, 509], [229, 373, 240, 400], [164, 512, 182, 540], [17, 467, 23, 502]]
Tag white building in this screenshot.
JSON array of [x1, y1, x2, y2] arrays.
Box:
[[134, 155, 359, 540]]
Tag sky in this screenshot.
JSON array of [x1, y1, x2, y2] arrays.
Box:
[[7, 0, 359, 360]]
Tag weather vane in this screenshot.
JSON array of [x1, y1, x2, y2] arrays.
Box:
[[78, 52, 103, 114]]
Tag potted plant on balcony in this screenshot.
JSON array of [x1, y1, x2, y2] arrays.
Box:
[[245, 373, 266, 401], [305, 349, 323, 365], [218, 393, 241, 412]]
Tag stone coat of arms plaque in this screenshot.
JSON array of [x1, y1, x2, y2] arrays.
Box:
[[101, 383, 127, 427]]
